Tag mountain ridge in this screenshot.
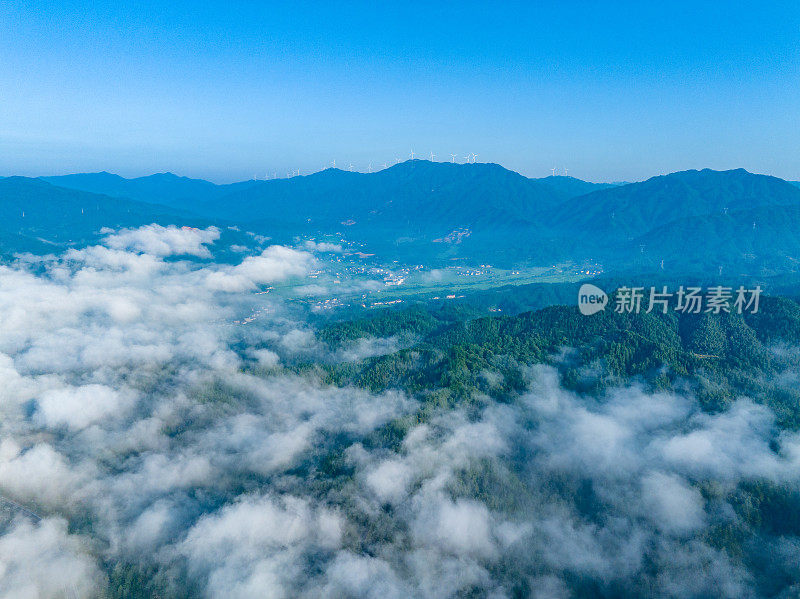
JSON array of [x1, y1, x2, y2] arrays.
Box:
[[4, 165, 800, 274], [548, 168, 800, 239], [0, 177, 241, 256], [40, 161, 615, 217]]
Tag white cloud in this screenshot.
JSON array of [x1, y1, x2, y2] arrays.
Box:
[[415, 498, 496, 559], [365, 459, 412, 503], [640, 471, 706, 535], [181, 495, 343, 599], [303, 241, 343, 253], [206, 246, 314, 292], [0, 440, 89, 508], [35, 384, 135, 430], [252, 348, 280, 368], [318, 553, 406, 599], [103, 224, 220, 257], [0, 518, 103, 599]]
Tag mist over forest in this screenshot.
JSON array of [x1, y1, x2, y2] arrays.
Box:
[[0, 224, 796, 598]]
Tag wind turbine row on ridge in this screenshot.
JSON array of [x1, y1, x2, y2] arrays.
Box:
[[252, 150, 491, 180]]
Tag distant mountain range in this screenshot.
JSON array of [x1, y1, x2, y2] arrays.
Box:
[[41, 171, 260, 211], [42, 162, 614, 225], [3, 161, 800, 276], [0, 176, 245, 257], [33, 161, 621, 263]]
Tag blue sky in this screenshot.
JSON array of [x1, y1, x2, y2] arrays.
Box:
[[2, 0, 799, 182]]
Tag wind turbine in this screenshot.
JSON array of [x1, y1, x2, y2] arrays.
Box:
[[368, 162, 373, 173], [429, 151, 436, 161], [331, 159, 336, 168], [383, 162, 388, 169], [564, 167, 569, 176], [450, 153, 457, 163], [551, 167, 556, 176], [349, 162, 354, 171], [470, 153, 478, 163], [410, 149, 416, 159]]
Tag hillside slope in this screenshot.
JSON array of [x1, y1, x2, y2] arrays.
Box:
[[0, 177, 222, 255], [550, 168, 800, 239]]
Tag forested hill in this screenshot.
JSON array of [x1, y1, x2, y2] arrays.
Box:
[[549, 168, 800, 239], [292, 295, 800, 598], [319, 295, 800, 429], [544, 168, 800, 274]]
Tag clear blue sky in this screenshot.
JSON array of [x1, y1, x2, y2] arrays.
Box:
[[2, 0, 799, 182]]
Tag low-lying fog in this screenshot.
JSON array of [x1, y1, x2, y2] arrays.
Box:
[[1, 225, 798, 598]]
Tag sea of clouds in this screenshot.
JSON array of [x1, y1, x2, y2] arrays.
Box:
[[0, 224, 799, 598]]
